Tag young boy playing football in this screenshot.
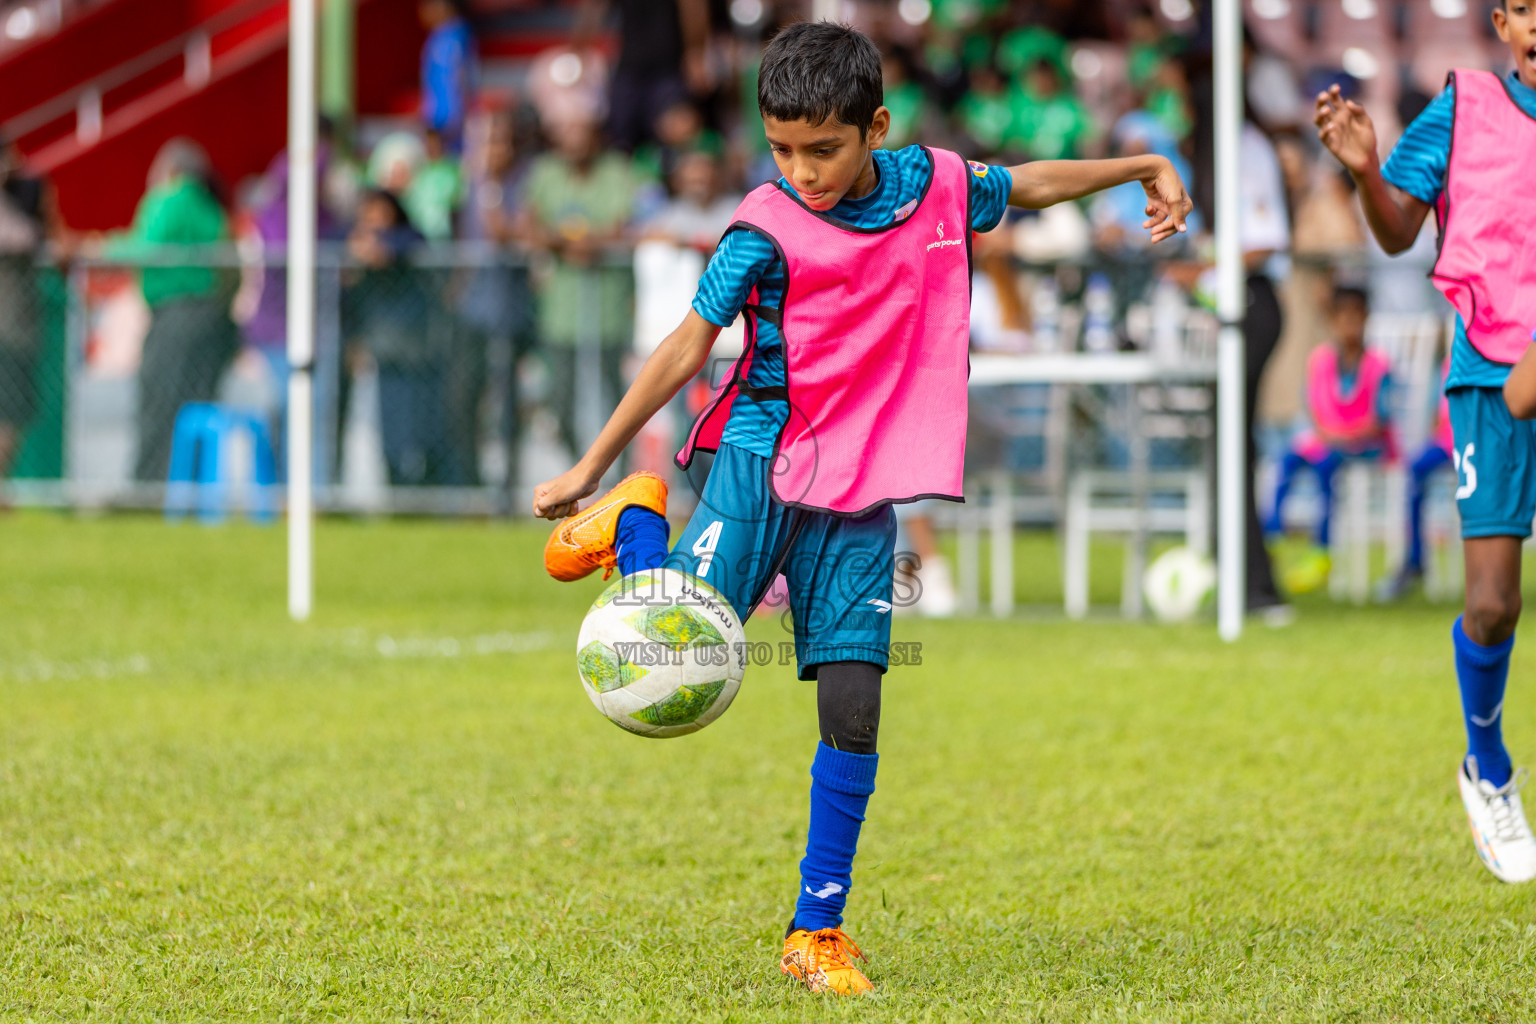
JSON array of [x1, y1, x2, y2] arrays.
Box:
[[533, 21, 1191, 993], [1315, 0, 1536, 882]]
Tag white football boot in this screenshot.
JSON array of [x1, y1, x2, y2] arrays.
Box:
[[1458, 757, 1536, 883], [915, 556, 957, 618]]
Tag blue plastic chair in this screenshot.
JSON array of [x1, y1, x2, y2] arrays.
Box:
[[165, 402, 278, 524]]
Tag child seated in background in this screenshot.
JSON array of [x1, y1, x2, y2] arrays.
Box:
[[1377, 356, 1456, 601], [1266, 284, 1396, 590]]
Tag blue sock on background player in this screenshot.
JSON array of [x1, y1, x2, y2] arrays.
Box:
[[615, 507, 669, 576], [1454, 615, 1514, 787], [795, 743, 878, 931]]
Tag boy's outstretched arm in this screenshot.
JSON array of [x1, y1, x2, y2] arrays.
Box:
[[1007, 154, 1192, 243], [532, 310, 722, 519], [1505, 344, 1536, 419], [1314, 84, 1430, 254]]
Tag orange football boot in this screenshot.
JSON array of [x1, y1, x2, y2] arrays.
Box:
[[543, 471, 668, 582], [781, 926, 873, 995]]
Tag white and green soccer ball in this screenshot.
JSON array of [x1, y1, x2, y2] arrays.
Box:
[[1142, 546, 1217, 623], [576, 568, 747, 738]]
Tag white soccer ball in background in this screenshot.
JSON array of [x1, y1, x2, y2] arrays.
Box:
[[576, 568, 747, 738], [1142, 547, 1217, 623]]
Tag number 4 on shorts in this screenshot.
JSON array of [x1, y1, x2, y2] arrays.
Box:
[[692, 520, 724, 578]]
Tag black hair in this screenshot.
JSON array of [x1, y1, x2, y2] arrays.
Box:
[[1331, 283, 1370, 310], [758, 21, 884, 136], [361, 187, 413, 229], [421, 0, 474, 27]]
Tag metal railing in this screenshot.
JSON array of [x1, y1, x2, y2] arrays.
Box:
[[3, 244, 645, 516], [1, 0, 280, 152], [1, 243, 1375, 519], [0, 0, 107, 60]]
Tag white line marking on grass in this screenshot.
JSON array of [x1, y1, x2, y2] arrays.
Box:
[[0, 654, 152, 684], [369, 631, 555, 660]]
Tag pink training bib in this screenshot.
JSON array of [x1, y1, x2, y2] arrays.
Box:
[[1431, 69, 1536, 365], [1308, 344, 1391, 445], [678, 147, 973, 516]]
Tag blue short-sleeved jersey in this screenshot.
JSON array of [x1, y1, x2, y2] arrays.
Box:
[[691, 146, 1012, 457], [1381, 71, 1536, 390]]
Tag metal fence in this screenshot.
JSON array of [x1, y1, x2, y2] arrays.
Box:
[[1, 244, 658, 515], [0, 243, 1334, 519], [0, 253, 66, 491]]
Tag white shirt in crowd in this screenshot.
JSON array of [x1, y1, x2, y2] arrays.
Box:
[[1239, 121, 1291, 264]]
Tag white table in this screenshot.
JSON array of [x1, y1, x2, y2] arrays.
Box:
[[956, 354, 1219, 618], [968, 353, 1217, 386]]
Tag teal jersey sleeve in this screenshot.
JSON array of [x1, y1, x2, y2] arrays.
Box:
[[1381, 84, 1453, 205], [691, 228, 781, 328], [966, 160, 1013, 232]]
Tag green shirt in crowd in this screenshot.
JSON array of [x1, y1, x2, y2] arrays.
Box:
[[958, 91, 1017, 155], [632, 129, 725, 185], [1012, 88, 1094, 161], [995, 26, 1069, 80], [883, 80, 928, 150], [105, 175, 229, 308], [932, 0, 1007, 31], [404, 157, 464, 241], [523, 152, 636, 348], [1146, 87, 1193, 142]]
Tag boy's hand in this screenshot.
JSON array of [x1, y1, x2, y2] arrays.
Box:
[[1314, 85, 1379, 176], [1140, 158, 1192, 244], [533, 466, 601, 519]]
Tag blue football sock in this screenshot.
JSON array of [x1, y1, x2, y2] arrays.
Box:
[[1406, 485, 1427, 571], [614, 507, 669, 577], [1454, 615, 1514, 788], [1265, 451, 1305, 536], [794, 743, 878, 932], [1313, 452, 1343, 548]]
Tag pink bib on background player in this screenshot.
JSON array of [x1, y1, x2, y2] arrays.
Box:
[[1307, 344, 1392, 447], [677, 147, 973, 515], [1431, 69, 1536, 365], [1294, 345, 1397, 463]]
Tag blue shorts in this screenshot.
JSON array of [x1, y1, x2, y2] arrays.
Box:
[[664, 443, 897, 679], [1447, 386, 1536, 539]]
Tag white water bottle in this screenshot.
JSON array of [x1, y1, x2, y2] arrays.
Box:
[[1033, 276, 1061, 353], [1083, 272, 1115, 353], [1150, 277, 1186, 364]]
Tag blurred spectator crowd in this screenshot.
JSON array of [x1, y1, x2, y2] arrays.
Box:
[[0, 0, 1507, 503]]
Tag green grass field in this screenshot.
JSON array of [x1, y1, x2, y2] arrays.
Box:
[[4, 513, 1536, 1021]]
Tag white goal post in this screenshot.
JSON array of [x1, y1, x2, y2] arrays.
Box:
[[287, 0, 317, 622]]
